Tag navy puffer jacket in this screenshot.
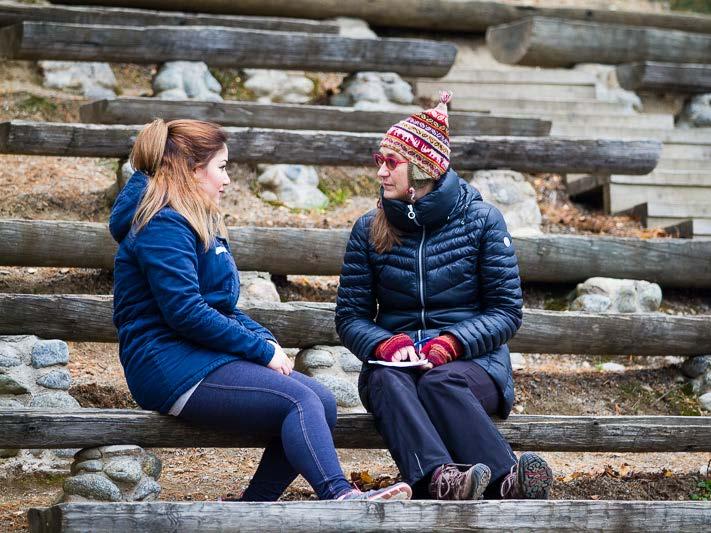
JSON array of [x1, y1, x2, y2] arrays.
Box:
[[335, 168, 523, 418]]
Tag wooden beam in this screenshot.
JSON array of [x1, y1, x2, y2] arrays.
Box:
[[27, 500, 711, 533], [5, 409, 711, 451], [2, 220, 711, 287], [0, 21, 456, 77], [0, 294, 709, 355], [54, 0, 711, 34], [79, 98, 552, 137], [487, 17, 711, 68], [616, 62, 711, 94], [0, 0, 340, 33], [0, 121, 662, 175]]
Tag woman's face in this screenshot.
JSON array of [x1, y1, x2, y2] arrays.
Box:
[[195, 144, 229, 205], [376, 147, 411, 201]]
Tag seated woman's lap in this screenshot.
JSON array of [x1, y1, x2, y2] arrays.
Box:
[[179, 359, 337, 431]]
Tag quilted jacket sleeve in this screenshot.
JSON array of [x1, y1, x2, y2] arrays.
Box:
[[443, 206, 523, 359], [133, 209, 275, 365], [335, 216, 393, 362]]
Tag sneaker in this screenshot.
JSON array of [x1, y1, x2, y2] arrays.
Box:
[[336, 481, 412, 501], [500, 452, 552, 500], [429, 463, 491, 500]]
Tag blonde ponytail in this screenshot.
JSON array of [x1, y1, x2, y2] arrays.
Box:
[[131, 119, 228, 252]]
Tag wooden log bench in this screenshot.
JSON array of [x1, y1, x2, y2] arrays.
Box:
[[0, 21, 456, 76], [7, 409, 710, 532], [55, 0, 711, 34], [616, 62, 711, 94], [79, 98, 552, 137], [0, 121, 663, 175], [486, 16, 711, 68], [2, 219, 711, 287], [25, 500, 711, 532], [0, 0, 341, 33], [0, 294, 709, 355]]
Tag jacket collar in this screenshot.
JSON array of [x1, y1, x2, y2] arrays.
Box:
[[381, 168, 462, 232]]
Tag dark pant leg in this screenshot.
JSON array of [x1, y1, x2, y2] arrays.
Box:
[[415, 360, 517, 498], [241, 371, 338, 501], [365, 366, 452, 488], [179, 360, 351, 500]]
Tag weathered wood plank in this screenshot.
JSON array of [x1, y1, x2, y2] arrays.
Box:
[[487, 17, 711, 68], [451, 97, 631, 115], [27, 500, 711, 533], [79, 98, 552, 137], [0, 294, 709, 354], [5, 409, 711, 451], [608, 182, 711, 214], [0, 121, 662, 175], [0, 21, 456, 76], [617, 62, 711, 94], [415, 80, 596, 100], [3, 220, 711, 287], [0, 0, 339, 33], [55, 0, 711, 34]]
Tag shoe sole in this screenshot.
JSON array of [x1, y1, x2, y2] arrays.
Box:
[[368, 482, 412, 501], [467, 465, 491, 500], [518, 452, 553, 499]]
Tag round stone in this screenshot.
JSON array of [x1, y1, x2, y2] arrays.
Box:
[[37, 369, 72, 390], [682, 355, 711, 379], [131, 477, 161, 501], [0, 346, 21, 368], [98, 445, 143, 458], [313, 374, 361, 408], [63, 474, 122, 502], [338, 350, 363, 373], [74, 447, 102, 461], [104, 458, 143, 483], [142, 451, 162, 480], [29, 392, 80, 409], [71, 460, 104, 475], [31, 340, 69, 368], [699, 392, 711, 412], [0, 375, 30, 395], [297, 349, 335, 370]]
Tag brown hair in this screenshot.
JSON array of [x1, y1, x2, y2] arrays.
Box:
[[130, 119, 228, 252]]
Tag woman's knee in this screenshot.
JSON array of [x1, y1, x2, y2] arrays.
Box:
[[291, 372, 338, 428]]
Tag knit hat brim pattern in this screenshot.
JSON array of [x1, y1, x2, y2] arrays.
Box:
[[380, 91, 452, 180]]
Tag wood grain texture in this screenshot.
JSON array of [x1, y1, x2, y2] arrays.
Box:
[[2, 220, 711, 287], [0, 294, 709, 355], [0, 21, 456, 76], [27, 500, 711, 533], [0, 0, 339, 33], [79, 98, 552, 137], [5, 409, 711, 451], [616, 62, 711, 93], [54, 0, 711, 34], [487, 17, 711, 67], [0, 121, 662, 174]]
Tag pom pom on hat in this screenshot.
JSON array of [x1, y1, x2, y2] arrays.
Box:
[[380, 90, 452, 180]]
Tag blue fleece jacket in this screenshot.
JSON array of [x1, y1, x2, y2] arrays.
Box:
[[110, 171, 276, 413]]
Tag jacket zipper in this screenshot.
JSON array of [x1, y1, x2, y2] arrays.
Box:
[[417, 225, 427, 331]]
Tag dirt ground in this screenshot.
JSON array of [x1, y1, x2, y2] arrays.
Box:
[[2, 18, 710, 531]]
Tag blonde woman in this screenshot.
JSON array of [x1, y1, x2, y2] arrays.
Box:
[[110, 119, 411, 502]]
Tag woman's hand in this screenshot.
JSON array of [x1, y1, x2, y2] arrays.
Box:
[[392, 345, 422, 363], [266, 340, 293, 375]]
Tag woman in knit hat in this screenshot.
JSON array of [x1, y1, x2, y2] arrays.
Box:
[[110, 118, 412, 503], [335, 93, 553, 500]]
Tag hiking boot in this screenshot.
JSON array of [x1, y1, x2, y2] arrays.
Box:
[[336, 481, 412, 501], [500, 452, 552, 499], [429, 463, 491, 500]]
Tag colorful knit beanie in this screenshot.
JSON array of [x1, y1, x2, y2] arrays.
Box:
[[380, 91, 452, 183]]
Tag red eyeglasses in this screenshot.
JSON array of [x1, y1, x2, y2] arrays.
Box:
[[373, 152, 408, 171]]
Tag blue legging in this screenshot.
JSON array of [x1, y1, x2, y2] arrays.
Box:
[[178, 360, 352, 500]]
